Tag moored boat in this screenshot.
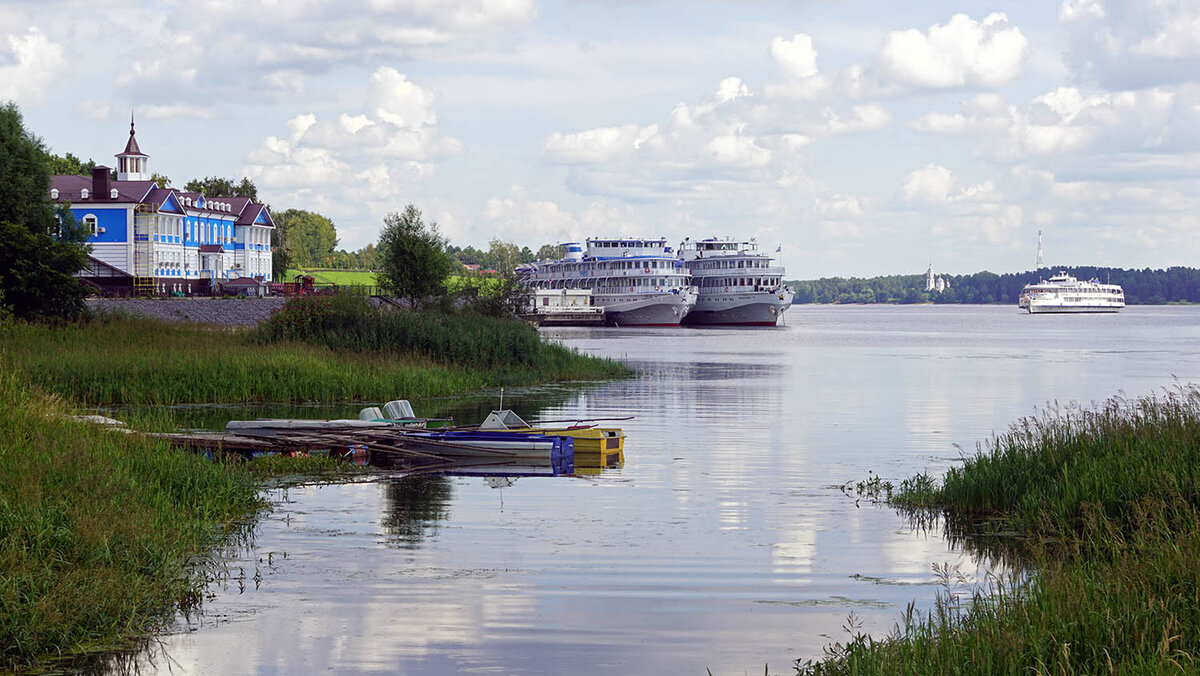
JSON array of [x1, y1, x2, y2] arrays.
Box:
[[224, 400, 452, 436], [677, 237, 793, 326], [477, 409, 624, 468], [518, 238, 697, 326], [396, 429, 575, 462]]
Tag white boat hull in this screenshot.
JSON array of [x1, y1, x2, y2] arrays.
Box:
[[597, 289, 697, 326], [683, 289, 794, 326], [1027, 303, 1123, 314]]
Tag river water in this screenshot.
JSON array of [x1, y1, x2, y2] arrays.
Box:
[[138, 305, 1200, 675]]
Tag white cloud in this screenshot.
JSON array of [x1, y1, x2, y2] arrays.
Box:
[[770, 33, 819, 80], [481, 185, 580, 239], [543, 124, 656, 164], [0, 27, 65, 104], [1060, 0, 1200, 88], [878, 13, 1029, 89], [242, 68, 460, 245], [912, 85, 1200, 162], [902, 165, 957, 204]]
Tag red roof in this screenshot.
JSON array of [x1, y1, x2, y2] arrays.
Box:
[[50, 175, 154, 203]]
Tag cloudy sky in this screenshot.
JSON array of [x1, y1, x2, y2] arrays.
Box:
[[6, 0, 1200, 277]]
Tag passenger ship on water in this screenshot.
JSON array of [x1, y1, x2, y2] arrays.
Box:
[[1018, 272, 1125, 314], [677, 238, 794, 326], [517, 238, 697, 326]]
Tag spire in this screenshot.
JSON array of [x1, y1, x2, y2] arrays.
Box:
[[1036, 230, 1044, 269], [122, 111, 144, 156]]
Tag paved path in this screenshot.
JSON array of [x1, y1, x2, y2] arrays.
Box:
[[87, 298, 288, 327]]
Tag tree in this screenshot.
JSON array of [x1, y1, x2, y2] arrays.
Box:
[[46, 152, 95, 176], [485, 238, 522, 274], [274, 209, 338, 268], [377, 204, 453, 310], [149, 172, 172, 189], [535, 243, 564, 261], [184, 175, 258, 201], [0, 103, 90, 320]]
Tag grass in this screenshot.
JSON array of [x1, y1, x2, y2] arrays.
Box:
[[798, 386, 1200, 675], [0, 371, 264, 671], [286, 268, 378, 286], [0, 299, 628, 406]]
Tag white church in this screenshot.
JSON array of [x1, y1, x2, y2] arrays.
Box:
[[50, 119, 275, 295]]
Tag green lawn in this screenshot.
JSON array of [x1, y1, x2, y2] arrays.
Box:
[[286, 268, 378, 286]]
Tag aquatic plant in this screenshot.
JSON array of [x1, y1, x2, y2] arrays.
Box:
[[799, 385, 1200, 675]]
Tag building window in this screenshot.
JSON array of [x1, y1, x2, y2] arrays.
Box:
[[83, 214, 99, 237]]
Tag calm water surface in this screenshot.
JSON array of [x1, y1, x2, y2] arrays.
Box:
[[141, 306, 1200, 675]]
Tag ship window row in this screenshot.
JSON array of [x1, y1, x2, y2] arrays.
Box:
[[701, 277, 780, 288], [592, 240, 664, 249], [541, 277, 685, 289], [696, 259, 771, 269], [551, 260, 679, 272]]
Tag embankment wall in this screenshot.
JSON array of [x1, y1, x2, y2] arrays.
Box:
[[87, 298, 287, 327]]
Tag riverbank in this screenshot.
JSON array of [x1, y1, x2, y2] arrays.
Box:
[[3, 299, 629, 406], [0, 299, 629, 670], [0, 371, 265, 671], [798, 387, 1200, 675]]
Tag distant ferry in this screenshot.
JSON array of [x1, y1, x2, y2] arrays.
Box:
[[1018, 272, 1125, 314], [518, 238, 697, 326], [677, 237, 794, 326]]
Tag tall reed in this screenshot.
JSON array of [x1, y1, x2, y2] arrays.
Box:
[[0, 305, 627, 406], [799, 385, 1200, 675]]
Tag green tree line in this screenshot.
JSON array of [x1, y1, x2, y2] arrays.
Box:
[[788, 267, 1200, 305]]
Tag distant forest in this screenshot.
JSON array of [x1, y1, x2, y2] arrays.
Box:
[[786, 267, 1200, 305]]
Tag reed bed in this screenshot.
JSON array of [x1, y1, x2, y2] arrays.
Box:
[[799, 386, 1200, 675], [0, 372, 263, 670], [0, 302, 627, 406]]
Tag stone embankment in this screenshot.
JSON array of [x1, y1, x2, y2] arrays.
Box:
[[87, 298, 288, 327]]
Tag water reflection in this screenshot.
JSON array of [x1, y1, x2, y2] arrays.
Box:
[[380, 476, 453, 548]]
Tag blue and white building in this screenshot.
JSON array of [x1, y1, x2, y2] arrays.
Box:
[[50, 119, 274, 295]]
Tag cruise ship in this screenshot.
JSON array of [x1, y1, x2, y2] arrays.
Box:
[[1018, 272, 1125, 314], [677, 237, 794, 326], [517, 238, 697, 326]]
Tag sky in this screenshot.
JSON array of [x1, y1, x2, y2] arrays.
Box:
[[6, 0, 1200, 277]]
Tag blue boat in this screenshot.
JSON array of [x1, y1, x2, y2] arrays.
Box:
[[397, 429, 575, 463]]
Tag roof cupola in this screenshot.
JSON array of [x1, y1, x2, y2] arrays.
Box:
[[115, 111, 149, 181]]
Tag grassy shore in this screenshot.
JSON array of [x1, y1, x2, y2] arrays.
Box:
[[0, 372, 264, 671], [798, 387, 1200, 675], [0, 297, 628, 406], [0, 297, 628, 669]]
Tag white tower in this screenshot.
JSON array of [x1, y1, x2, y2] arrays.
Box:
[[1036, 230, 1044, 269], [115, 112, 149, 181], [925, 261, 936, 292]]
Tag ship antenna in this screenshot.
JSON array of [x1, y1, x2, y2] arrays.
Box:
[[499, 387, 504, 410]]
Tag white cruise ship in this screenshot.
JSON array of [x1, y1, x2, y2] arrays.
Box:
[[677, 238, 794, 326], [517, 238, 697, 326], [1018, 272, 1125, 314]]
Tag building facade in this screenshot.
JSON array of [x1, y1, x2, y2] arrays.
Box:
[[51, 119, 274, 295]]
